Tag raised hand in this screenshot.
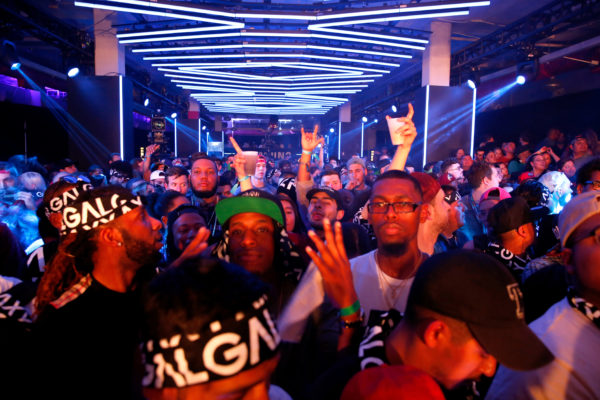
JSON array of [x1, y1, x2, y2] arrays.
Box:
[[305, 219, 358, 312], [233, 152, 247, 179], [386, 103, 417, 148], [301, 125, 323, 153], [170, 227, 210, 268], [146, 143, 160, 157]]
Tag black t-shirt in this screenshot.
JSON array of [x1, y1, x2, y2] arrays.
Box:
[[25, 240, 58, 281], [34, 277, 144, 399]]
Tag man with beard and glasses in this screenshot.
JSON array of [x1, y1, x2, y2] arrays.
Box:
[[33, 186, 163, 399], [188, 154, 220, 236], [280, 170, 427, 335]]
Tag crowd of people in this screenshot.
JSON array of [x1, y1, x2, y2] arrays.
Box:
[[0, 106, 599, 399]]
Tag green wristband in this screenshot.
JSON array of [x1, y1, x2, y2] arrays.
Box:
[[239, 175, 250, 182], [339, 300, 361, 317]]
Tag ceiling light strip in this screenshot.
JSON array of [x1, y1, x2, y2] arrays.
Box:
[[307, 27, 428, 44], [309, 10, 471, 29], [117, 25, 244, 38]]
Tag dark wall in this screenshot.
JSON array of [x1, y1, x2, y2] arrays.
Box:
[[0, 101, 69, 163], [68, 76, 133, 169], [475, 88, 600, 146]]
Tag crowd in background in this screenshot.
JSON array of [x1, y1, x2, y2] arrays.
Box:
[[0, 109, 599, 399]]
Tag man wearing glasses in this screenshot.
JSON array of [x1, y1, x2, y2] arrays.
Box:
[[348, 170, 427, 322], [576, 158, 600, 194]]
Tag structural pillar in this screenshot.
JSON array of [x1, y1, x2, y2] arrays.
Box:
[[93, 9, 125, 76], [422, 21, 451, 87]]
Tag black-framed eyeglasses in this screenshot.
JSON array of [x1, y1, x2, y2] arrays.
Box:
[[583, 180, 600, 190], [367, 201, 422, 214]]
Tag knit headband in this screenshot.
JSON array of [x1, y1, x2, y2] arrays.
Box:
[[141, 294, 280, 388]]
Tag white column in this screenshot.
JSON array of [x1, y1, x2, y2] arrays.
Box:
[[93, 9, 125, 76], [422, 21, 451, 87]]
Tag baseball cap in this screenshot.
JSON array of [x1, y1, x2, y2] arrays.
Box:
[[441, 184, 461, 204], [150, 170, 165, 181], [411, 172, 441, 204], [306, 186, 343, 209], [341, 365, 445, 400], [406, 250, 554, 371], [558, 190, 600, 248], [438, 173, 457, 186], [215, 189, 284, 226], [487, 196, 533, 234], [108, 161, 133, 179], [479, 187, 511, 204]]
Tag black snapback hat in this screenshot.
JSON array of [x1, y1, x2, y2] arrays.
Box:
[[406, 250, 554, 371], [487, 196, 534, 235], [306, 186, 343, 210]]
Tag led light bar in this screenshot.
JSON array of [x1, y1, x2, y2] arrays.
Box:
[[155, 61, 385, 74], [117, 25, 244, 38], [133, 44, 243, 53], [309, 10, 471, 29], [175, 82, 368, 91], [119, 32, 240, 44], [74, 1, 241, 24], [311, 34, 425, 50], [307, 27, 428, 44], [133, 43, 411, 59], [314, 0, 489, 20], [159, 67, 382, 82], [119, 30, 425, 50], [144, 52, 400, 67], [104, 0, 319, 20]]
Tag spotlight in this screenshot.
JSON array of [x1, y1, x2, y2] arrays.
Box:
[[67, 67, 80, 78], [361, 116, 367, 123], [329, 127, 335, 133], [202, 125, 206, 130], [391, 105, 397, 113], [171, 112, 177, 118], [467, 79, 476, 90], [2, 40, 20, 71], [516, 75, 526, 85], [374, 118, 378, 123], [144, 98, 150, 107]]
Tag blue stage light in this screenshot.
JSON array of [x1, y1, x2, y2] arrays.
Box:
[[361, 116, 367, 123], [67, 67, 80, 78], [329, 127, 335, 133], [171, 112, 177, 118], [374, 118, 378, 123], [467, 79, 476, 89], [516, 75, 526, 85], [144, 98, 150, 107], [391, 105, 397, 113], [10, 62, 20, 70]]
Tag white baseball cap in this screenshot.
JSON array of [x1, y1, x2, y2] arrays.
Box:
[[558, 191, 600, 248]]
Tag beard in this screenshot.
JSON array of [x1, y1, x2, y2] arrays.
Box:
[[120, 229, 161, 268], [192, 184, 217, 199], [380, 241, 408, 256]]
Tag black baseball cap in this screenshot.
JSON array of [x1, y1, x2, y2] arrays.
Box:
[[216, 189, 284, 226], [306, 186, 343, 210], [407, 250, 554, 371], [488, 196, 537, 234], [441, 185, 461, 204]]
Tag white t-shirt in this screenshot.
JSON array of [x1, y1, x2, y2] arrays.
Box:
[[486, 297, 600, 400], [350, 250, 414, 323]]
